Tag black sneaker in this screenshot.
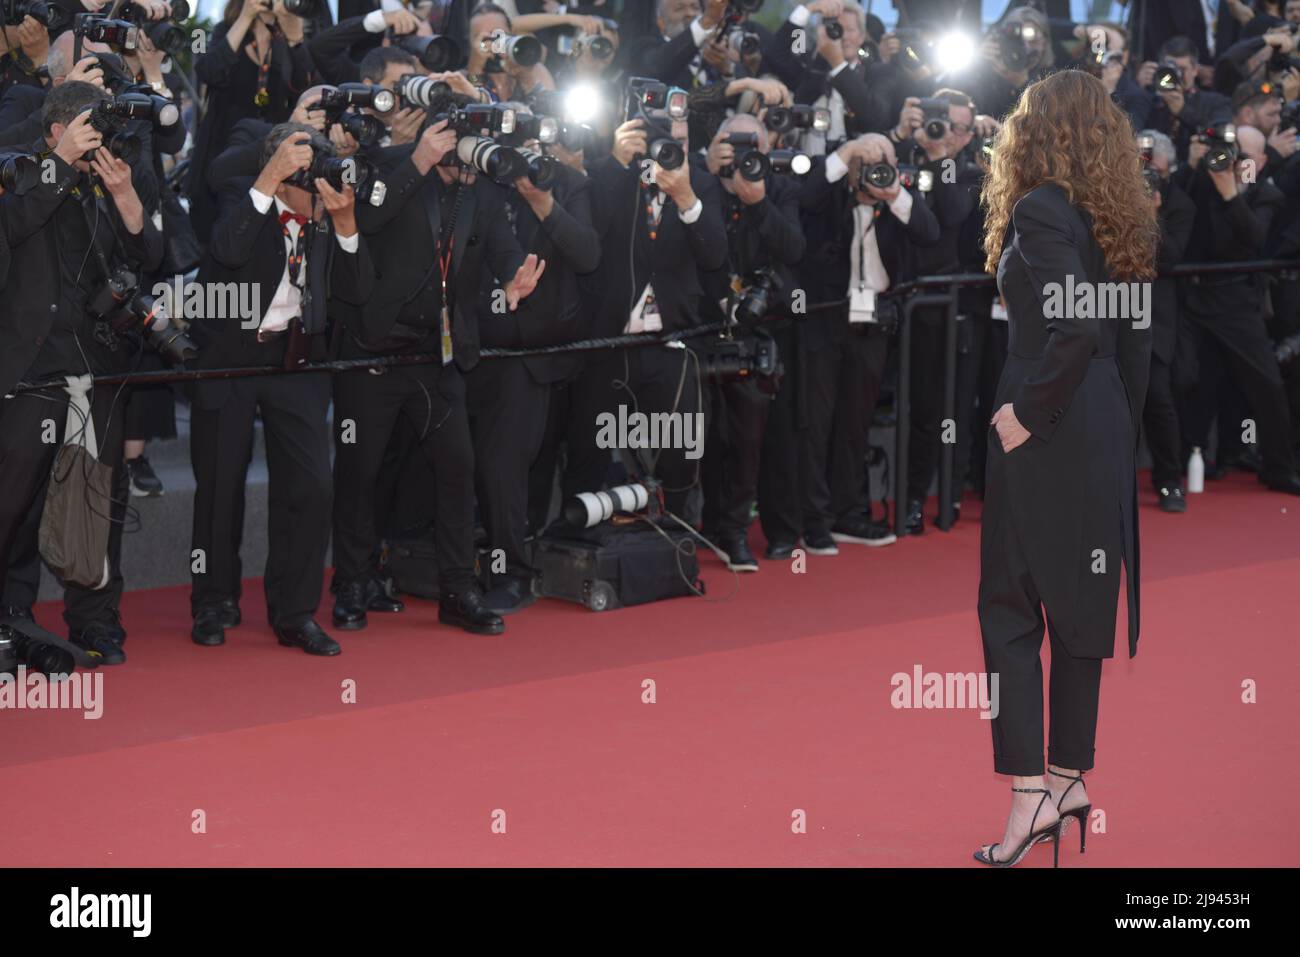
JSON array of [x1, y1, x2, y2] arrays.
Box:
[[126, 456, 164, 497], [801, 530, 839, 556], [1157, 485, 1187, 513], [482, 578, 538, 616], [718, 533, 759, 572], [764, 540, 795, 560], [70, 621, 126, 666], [831, 514, 898, 547]]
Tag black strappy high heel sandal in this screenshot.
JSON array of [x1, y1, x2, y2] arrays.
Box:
[[973, 786, 1063, 868], [1048, 769, 1092, 854]]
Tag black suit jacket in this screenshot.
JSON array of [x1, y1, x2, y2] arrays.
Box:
[[476, 162, 601, 384], [1152, 180, 1194, 363], [353, 149, 525, 370], [190, 176, 374, 407], [0, 152, 163, 396], [796, 155, 941, 350], [587, 154, 727, 339]]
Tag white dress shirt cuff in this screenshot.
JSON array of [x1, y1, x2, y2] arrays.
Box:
[[336, 231, 359, 253], [788, 5, 811, 27], [248, 187, 274, 214], [363, 10, 387, 32], [690, 16, 715, 47], [677, 198, 704, 223], [888, 186, 914, 223], [829, 61, 849, 78], [825, 151, 849, 183]]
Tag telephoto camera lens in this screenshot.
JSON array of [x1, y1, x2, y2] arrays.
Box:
[[396, 34, 462, 72], [0, 152, 42, 193], [457, 135, 528, 184], [565, 484, 652, 529], [727, 30, 761, 57], [580, 34, 614, 59], [339, 111, 387, 149], [648, 137, 685, 170], [395, 74, 451, 110], [517, 147, 556, 190], [486, 31, 543, 69]]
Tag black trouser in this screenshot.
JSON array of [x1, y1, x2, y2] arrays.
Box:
[[467, 357, 551, 584], [190, 364, 333, 630], [567, 345, 702, 516], [979, 508, 1103, 776], [701, 376, 769, 538], [1144, 354, 1182, 488], [1182, 286, 1297, 479], [906, 305, 948, 505], [529, 378, 575, 534], [1, 383, 128, 632], [760, 319, 890, 542], [333, 361, 476, 594]]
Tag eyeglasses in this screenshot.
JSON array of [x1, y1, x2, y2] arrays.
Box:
[[949, 122, 973, 135]]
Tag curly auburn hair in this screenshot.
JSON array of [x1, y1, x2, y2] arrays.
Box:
[[982, 70, 1158, 281]]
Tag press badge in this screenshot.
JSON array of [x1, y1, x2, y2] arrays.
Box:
[[849, 285, 876, 324], [440, 303, 454, 364], [991, 297, 1008, 321]]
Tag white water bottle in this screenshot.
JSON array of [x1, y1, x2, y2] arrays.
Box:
[[1187, 447, 1205, 494]]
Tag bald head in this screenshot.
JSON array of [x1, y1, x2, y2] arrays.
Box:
[[1236, 124, 1267, 174]]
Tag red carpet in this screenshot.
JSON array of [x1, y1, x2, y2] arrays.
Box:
[[3, 471, 1297, 867]]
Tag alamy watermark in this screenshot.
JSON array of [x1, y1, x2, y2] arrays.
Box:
[[891, 664, 999, 719], [1043, 275, 1151, 330], [595, 404, 705, 461], [0, 666, 103, 720], [150, 276, 262, 329]]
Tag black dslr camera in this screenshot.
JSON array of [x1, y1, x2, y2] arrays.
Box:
[[625, 76, 689, 171], [528, 87, 601, 152], [764, 104, 829, 135], [858, 160, 931, 193], [316, 83, 396, 149], [919, 97, 950, 140], [720, 0, 764, 57], [393, 33, 462, 72], [87, 266, 199, 366], [1194, 120, 1238, 173], [80, 93, 180, 166], [1137, 132, 1161, 193], [994, 19, 1040, 72], [1149, 59, 1182, 93], [286, 146, 388, 207], [0, 621, 77, 678], [394, 74, 451, 111], [719, 131, 768, 181], [3, 0, 67, 30], [120, 0, 191, 56], [0, 151, 42, 193]]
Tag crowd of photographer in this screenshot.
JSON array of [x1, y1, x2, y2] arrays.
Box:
[[1, 0, 1299, 669]]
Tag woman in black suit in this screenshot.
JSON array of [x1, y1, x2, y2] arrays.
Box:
[[974, 70, 1159, 867], [188, 0, 315, 244]]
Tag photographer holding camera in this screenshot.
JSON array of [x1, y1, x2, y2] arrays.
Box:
[[1180, 119, 1300, 493], [765, 1, 891, 155], [567, 92, 726, 518], [1137, 129, 1197, 513], [958, 5, 1052, 122], [891, 89, 978, 534], [1143, 36, 1231, 162], [696, 111, 805, 572], [333, 109, 544, 636], [467, 112, 600, 616], [759, 131, 937, 558], [187, 123, 372, 655], [188, 0, 316, 243], [0, 80, 162, 664]]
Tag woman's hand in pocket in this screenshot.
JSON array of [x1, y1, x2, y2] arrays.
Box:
[[991, 403, 1031, 453]]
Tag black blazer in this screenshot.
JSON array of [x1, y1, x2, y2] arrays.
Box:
[[989, 183, 1151, 658], [0, 153, 163, 396], [206, 118, 276, 194], [190, 176, 374, 406], [796, 155, 941, 350], [476, 162, 601, 384], [352, 149, 525, 370], [587, 154, 728, 339], [1152, 180, 1195, 364]]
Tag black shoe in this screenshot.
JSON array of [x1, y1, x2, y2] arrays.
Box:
[[801, 530, 839, 556], [718, 533, 759, 572], [482, 578, 537, 616], [1261, 471, 1300, 495], [439, 587, 505, 635], [831, 514, 898, 547], [70, 621, 126, 666], [764, 540, 795, 560], [275, 620, 341, 656], [904, 500, 925, 536], [332, 579, 405, 631], [191, 601, 239, 646], [125, 456, 164, 497], [1157, 485, 1187, 513]]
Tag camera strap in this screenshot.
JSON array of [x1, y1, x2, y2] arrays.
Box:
[[435, 182, 466, 366]]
